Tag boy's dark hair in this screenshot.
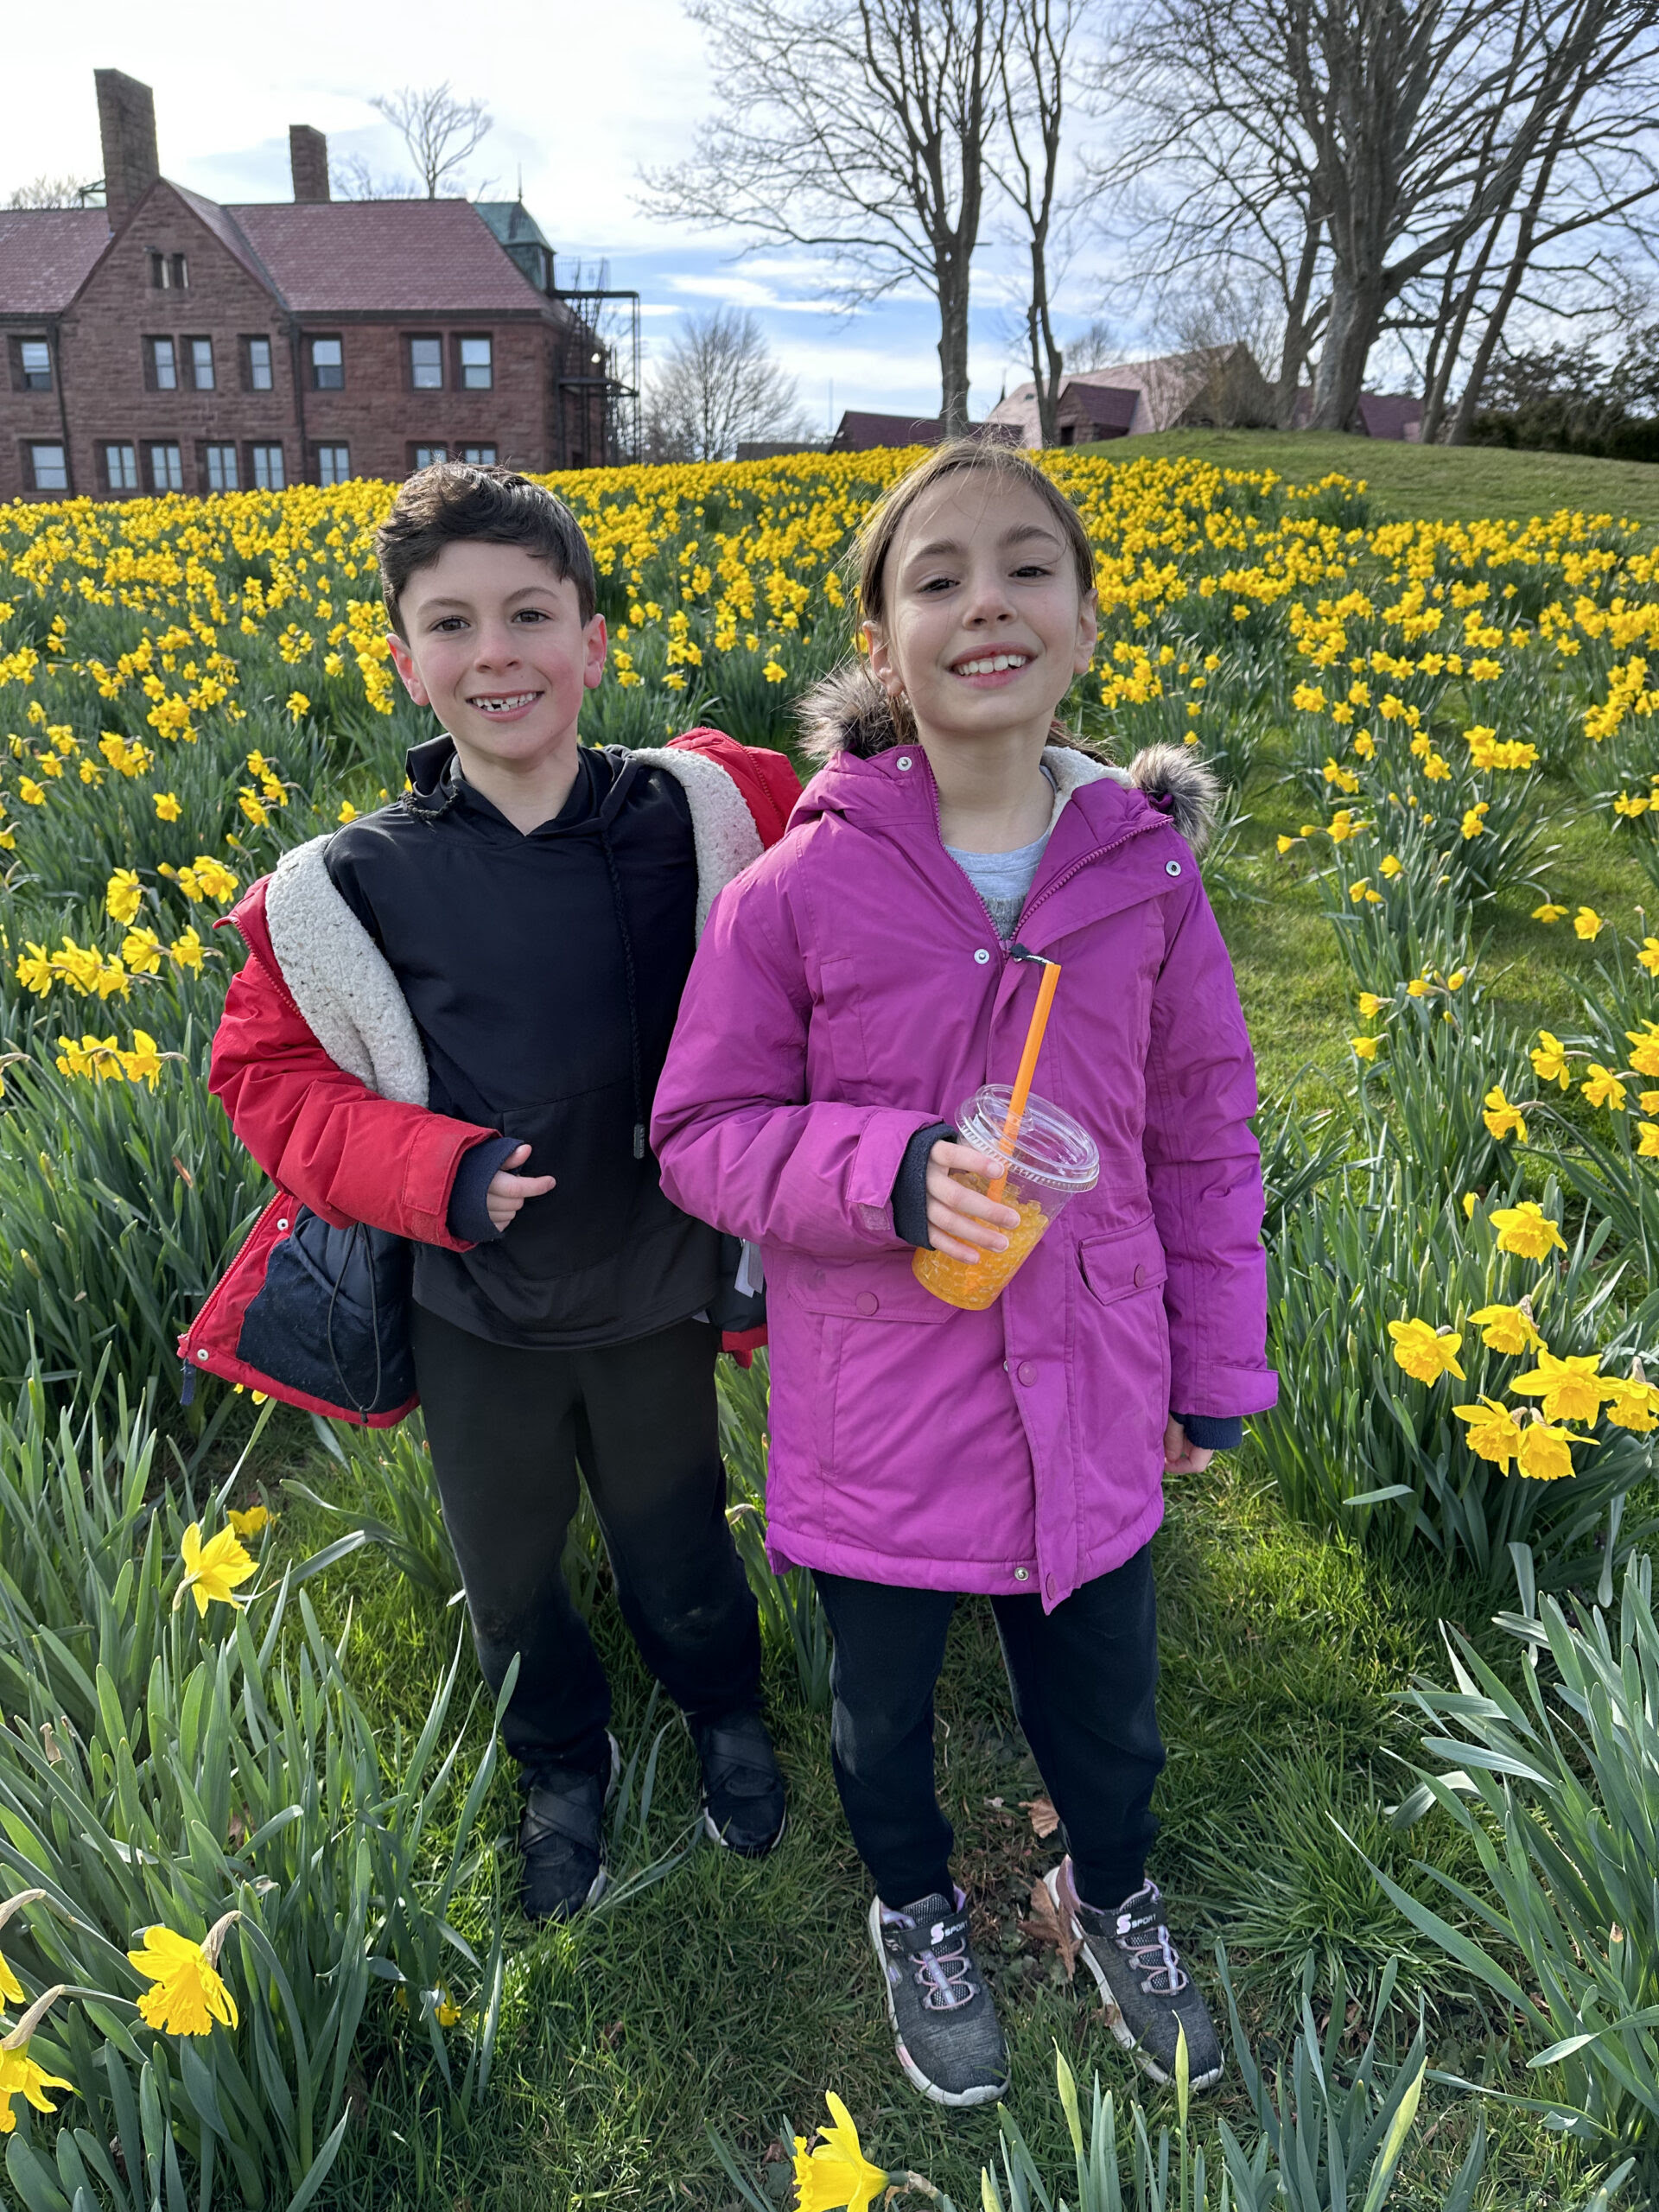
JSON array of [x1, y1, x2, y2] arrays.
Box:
[[376, 462, 597, 638]]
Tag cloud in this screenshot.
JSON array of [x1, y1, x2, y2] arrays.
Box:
[[667, 273, 839, 314]]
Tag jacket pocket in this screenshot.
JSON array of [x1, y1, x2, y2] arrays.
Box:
[[791, 1250, 953, 1325], [816, 955, 873, 1091], [1078, 1218, 1167, 1311]]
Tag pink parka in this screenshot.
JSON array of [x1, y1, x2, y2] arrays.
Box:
[[652, 685, 1277, 1609]]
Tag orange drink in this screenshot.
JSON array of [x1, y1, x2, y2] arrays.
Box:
[[912, 1087, 1098, 1311]]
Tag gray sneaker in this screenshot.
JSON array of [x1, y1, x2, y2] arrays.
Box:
[[1046, 1859, 1223, 2089], [868, 1890, 1010, 2109]]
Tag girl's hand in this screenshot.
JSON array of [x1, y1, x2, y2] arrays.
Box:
[[925, 1139, 1021, 1265], [486, 1141, 556, 1232], [1163, 1417, 1213, 1476]]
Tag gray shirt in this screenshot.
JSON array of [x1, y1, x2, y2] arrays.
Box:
[[944, 828, 1052, 940]]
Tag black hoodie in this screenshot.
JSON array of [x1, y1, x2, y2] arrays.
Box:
[[322, 734, 720, 1348]]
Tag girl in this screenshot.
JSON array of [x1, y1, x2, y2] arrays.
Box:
[[652, 442, 1275, 2107]]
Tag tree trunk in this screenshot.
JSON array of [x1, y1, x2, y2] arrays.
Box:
[[1308, 271, 1384, 431], [938, 257, 972, 436], [1028, 232, 1064, 444]]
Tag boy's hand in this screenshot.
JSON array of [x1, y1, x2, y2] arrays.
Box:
[[1163, 1417, 1214, 1476], [486, 1142, 556, 1232], [925, 1139, 1021, 1265]]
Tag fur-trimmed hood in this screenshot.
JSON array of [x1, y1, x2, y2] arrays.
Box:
[[795, 658, 1221, 856]]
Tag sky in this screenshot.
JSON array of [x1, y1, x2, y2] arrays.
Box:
[[7, 0, 1121, 427]]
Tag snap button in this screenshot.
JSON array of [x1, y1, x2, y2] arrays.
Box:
[[896, 755, 913, 771], [974, 948, 991, 965], [811, 1268, 826, 1287], [855, 1291, 880, 1316], [195, 1349, 208, 1362], [1133, 1262, 1147, 1287], [1017, 1360, 1037, 1386], [276, 1217, 289, 1231], [1014, 1567, 1030, 1582], [1166, 860, 1182, 877]]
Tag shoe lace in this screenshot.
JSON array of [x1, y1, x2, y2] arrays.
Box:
[[1115, 1891, 1188, 1996], [912, 1931, 977, 2012]]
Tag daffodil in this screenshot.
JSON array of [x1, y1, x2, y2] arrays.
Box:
[[226, 1503, 270, 1538], [154, 791, 182, 821], [0, 1947, 22, 2007], [1605, 1376, 1659, 1433], [1516, 1419, 1578, 1484], [1467, 1301, 1543, 1355], [1581, 1064, 1628, 1112], [128, 1917, 240, 2036], [105, 868, 143, 925], [1626, 1025, 1659, 1078], [1482, 1087, 1528, 1144], [1532, 901, 1567, 924], [1387, 1318, 1465, 1385], [1509, 1350, 1614, 1424], [1489, 1200, 1567, 1260], [1573, 906, 1604, 939], [0, 2044, 73, 2135], [791, 2093, 889, 2212], [1357, 992, 1385, 1017], [1639, 936, 1659, 976], [1453, 1397, 1524, 1470], [173, 1522, 256, 1615], [1638, 1121, 1659, 1158], [1529, 1032, 1572, 1090], [1351, 1033, 1380, 1059]]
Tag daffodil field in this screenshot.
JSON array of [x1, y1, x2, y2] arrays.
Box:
[[3, 444, 1659, 2208]]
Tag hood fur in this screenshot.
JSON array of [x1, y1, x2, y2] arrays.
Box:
[[796, 658, 1221, 856]]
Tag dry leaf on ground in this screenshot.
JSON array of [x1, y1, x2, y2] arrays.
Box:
[[1022, 1795, 1060, 1837], [1018, 1877, 1080, 1980]]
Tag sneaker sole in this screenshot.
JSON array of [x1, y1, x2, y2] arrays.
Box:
[[702, 1806, 788, 1857], [1042, 1867, 1223, 2093], [865, 1897, 1009, 2110]]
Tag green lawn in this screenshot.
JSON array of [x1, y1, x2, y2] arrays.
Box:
[[1074, 429, 1659, 533]]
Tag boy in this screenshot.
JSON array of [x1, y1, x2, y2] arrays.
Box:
[[200, 463, 799, 1917]]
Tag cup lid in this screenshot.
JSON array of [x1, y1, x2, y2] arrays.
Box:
[[958, 1085, 1100, 1192]]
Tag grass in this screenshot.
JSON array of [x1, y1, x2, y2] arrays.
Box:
[[230, 732, 1655, 2212], [1073, 429, 1659, 533]]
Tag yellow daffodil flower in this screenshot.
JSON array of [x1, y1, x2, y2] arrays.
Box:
[[0, 1946, 22, 2007], [105, 868, 143, 925], [128, 1919, 240, 2036], [1530, 1032, 1572, 1090], [1489, 1200, 1567, 1260], [1379, 853, 1402, 876], [1482, 1087, 1528, 1143], [1532, 901, 1567, 924], [1387, 1318, 1465, 1385], [1573, 906, 1604, 939], [1581, 1064, 1628, 1112], [1516, 1419, 1578, 1483], [1625, 1025, 1659, 1078], [1461, 1192, 1479, 1220], [154, 791, 182, 821], [1605, 1376, 1659, 1433], [1453, 1397, 1525, 1470], [1509, 1350, 1615, 1424], [791, 2093, 889, 2212], [226, 1503, 270, 1538], [0, 2044, 74, 2135], [1351, 1033, 1380, 1058], [173, 1522, 256, 1616], [1357, 992, 1385, 1017], [1467, 1301, 1543, 1355], [1639, 937, 1659, 976], [1638, 1121, 1659, 1157]]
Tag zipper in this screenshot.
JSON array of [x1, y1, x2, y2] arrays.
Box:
[[1016, 813, 1165, 935]]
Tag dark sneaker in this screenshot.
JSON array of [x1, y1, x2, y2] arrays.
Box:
[[691, 1711, 786, 1856], [868, 1891, 1010, 2109], [518, 1734, 619, 1923], [1046, 1859, 1224, 2089]]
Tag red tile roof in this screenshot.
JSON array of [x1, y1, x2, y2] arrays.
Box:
[[223, 199, 549, 314], [0, 208, 111, 315]]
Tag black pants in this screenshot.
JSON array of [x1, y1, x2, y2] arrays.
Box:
[[411, 1304, 762, 1782], [814, 1544, 1165, 1912]]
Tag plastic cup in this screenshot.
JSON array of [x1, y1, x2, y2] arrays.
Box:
[[912, 1085, 1100, 1310]]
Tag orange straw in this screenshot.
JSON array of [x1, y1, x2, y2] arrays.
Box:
[[986, 957, 1062, 1202]]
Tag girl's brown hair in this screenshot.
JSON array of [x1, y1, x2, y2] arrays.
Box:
[[854, 437, 1096, 628]]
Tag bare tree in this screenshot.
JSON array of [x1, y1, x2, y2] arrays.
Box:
[[642, 308, 810, 461], [332, 154, 420, 200], [1065, 315, 1118, 370], [993, 0, 1086, 445], [368, 83, 493, 199], [5, 175, 101, 209], [641, 0, 1001, 436]]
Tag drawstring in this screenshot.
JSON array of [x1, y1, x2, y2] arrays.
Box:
[[600, 819, 647, 1160]]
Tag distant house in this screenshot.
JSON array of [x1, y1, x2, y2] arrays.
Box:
[[987, 345, 1276, 446], [0, 69, 620, 503], [830, 410, 949, 451]]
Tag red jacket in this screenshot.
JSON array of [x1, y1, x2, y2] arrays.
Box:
[[180, 730, 801, 1424]]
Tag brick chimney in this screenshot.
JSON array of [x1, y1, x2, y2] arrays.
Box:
[[94, 69, 160, 217], [289, 124, 331, 203]]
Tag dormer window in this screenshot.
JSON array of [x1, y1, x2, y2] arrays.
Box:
[[149, 251, 188, 289]]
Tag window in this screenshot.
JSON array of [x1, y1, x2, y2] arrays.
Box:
[[29, 443, 67, 493], [409, 335, 443, 390], [188, 338, 214, 391], [15, 339, 52, 391], [147, 442, 184, 493], [411, 445, 448, 469], [102, 442, 139, 492], [315, 444, 351, 486], [459, 336, 493, 390], [204, 444, 238, 492], [149, 251, 188, 289], [148, 337, 177, 391], [251, 444, 285, 491], [309, 336, 343, 390], [245, 336, 274, 392], [459, 445, 497, 464]]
